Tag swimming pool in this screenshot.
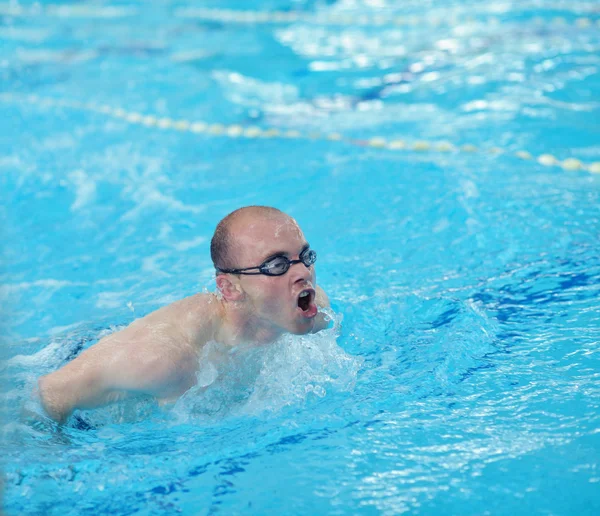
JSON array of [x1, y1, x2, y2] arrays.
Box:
[[1, 0, 599, 513]]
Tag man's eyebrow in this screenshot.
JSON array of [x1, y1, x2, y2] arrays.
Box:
[[262, 243, 309, 262]]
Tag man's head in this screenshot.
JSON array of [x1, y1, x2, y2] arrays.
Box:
[[211, 206, 318, 338]]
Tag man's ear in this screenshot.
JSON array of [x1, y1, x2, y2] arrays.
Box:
[[216, 274, 243, 301]]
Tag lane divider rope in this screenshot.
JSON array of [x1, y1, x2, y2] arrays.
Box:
[[2, 93, 598, 175], [0, 3, 598, 30]]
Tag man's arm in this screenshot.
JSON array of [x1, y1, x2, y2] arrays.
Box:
[[38, 317, 199, 424]]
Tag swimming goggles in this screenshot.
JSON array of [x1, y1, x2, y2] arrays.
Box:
[[217, 246, 317, 276]]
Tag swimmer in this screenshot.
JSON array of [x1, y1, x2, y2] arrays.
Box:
[[37, 206, 330, 424]]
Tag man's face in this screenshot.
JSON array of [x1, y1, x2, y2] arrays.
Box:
[[229, 213, 318, 336]]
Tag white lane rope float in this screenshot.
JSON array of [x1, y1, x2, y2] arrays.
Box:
[[1, 93, 598, 174]]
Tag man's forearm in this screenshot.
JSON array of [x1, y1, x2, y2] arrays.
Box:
[[38, 369, 138, 424]]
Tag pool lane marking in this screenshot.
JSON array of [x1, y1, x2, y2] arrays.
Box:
[[2, 93, 598, 175], [0, 3, 598, 30]]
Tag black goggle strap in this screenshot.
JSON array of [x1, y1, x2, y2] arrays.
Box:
[[215, 266, 263, 275]]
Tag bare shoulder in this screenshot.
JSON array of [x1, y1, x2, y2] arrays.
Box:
[[88, 292, 221, 362], [163, 292, 223, 348], [312, 285, 331, 333], [83, 293, 221, 394], [315, 285, 330, 308], [37, 292, 223, 421], [123, 292, 220, 337]]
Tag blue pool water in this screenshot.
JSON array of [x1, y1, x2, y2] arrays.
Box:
[[2, 0, 600, 514]]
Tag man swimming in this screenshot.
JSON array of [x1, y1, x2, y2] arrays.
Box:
[[38, 206, 330, 424]]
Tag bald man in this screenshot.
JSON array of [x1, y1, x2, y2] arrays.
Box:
[[38, 206, 330, 424]]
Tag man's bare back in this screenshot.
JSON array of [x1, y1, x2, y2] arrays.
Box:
[[38, 207, 330, 424]]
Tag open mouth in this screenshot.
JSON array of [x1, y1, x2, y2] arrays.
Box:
[[297, 288, 315, 313]]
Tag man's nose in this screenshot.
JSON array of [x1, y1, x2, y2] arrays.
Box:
[[289, 261, 313, 283]]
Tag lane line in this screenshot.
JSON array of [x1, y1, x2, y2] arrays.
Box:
[[1, 93, 598, 174]]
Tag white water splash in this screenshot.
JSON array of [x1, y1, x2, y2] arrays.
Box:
[[172, 309, 361, 422]]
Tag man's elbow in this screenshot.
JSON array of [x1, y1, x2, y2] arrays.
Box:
[[38, 374, 70, 424]]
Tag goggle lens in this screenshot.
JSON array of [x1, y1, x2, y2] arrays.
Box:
[[301, 248, 317, 266], [260, 248, 317, 276], [262, 256, 290, 275]]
